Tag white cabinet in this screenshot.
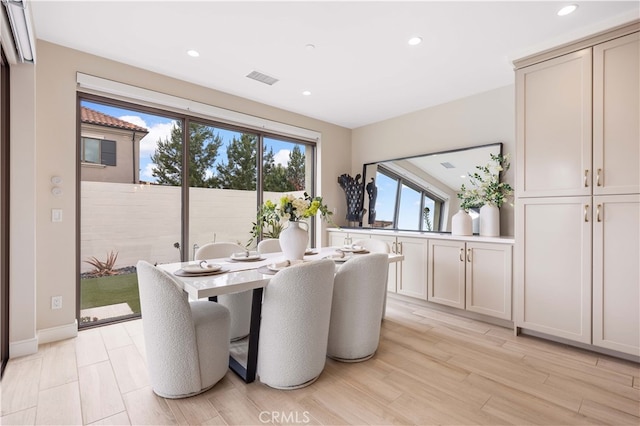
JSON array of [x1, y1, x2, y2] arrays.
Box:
[[327, 229, 357, 247], [427, 240, 465, 309], [515, 197, 592, 343], [466, 242, 513, 320], [428, 240, 512, 320], [395, 236, 428, 300], [593, 33, 640, 195], [515, 30, 639, 355], [592, 195, 640, 355], [516, 48, 592, 198]]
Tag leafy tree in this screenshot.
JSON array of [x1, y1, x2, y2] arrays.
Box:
[[263, 146, 293, 192], [151, 122, 222, 187], [216, 133, 257, 190], [286, 145, 306, 190]]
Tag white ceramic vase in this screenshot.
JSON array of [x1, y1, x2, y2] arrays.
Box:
[[479, 204, 500, 237], [451, 210, 472, 236], [279, 220, 309, 260]]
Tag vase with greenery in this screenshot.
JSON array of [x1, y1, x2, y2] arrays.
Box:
[[457, 153, 513, 236], [248, 193, 333, 258]]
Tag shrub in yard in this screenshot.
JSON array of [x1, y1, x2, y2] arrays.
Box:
[[84, 250, 119, 277]]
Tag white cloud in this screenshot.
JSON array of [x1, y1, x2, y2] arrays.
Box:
[[141, 162, 157, 181], [118, 115, 176, 159], [273, 149, 290, 166]]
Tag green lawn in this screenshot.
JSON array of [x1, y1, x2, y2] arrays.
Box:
[[81, 273, 140, 313]]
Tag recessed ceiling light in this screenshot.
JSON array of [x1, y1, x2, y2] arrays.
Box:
[[187, 49, 200, 57], [302, 90, 312, 96], [408, 37, 422, 46], [305, 44, 315, 51], [557, 4, 578, 16]]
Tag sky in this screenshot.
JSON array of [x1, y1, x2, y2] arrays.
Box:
[[82, 100, 297, 184]]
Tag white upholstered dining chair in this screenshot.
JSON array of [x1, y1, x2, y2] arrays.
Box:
[[327, 253, 389, 362], [195, 242, 252, 341], [257, 259, 335, 389], [136, 260, 230, 398], [257, 238, 281, 254]]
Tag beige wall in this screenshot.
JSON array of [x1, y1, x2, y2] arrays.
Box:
[[24, 40, 350, 343], [351, 85, 516, 236]]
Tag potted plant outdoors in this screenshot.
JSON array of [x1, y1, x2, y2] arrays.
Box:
[[458, 153, 513, 237]]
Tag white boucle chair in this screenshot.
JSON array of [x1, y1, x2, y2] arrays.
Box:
[[257, 259, 335, 389], [327, 253, 389, 362], [195, 242, 252, 341], [257, 238, 281, 254], [136, 260, 230, 399], [353, 238, 391, 319]]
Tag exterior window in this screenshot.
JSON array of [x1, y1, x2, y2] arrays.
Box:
[[81, 137, 116, 166]]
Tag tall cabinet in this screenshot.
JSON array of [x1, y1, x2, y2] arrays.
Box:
[[515, 27, 639, 355]]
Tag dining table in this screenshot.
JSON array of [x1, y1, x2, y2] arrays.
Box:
[[158, 246, 404, 383]]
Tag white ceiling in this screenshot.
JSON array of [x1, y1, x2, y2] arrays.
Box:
[[29, 1, 639, 129]]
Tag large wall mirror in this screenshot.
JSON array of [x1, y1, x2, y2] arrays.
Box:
[[360, 142, 502, 233]]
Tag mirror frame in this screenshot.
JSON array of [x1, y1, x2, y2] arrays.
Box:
[[359, 142, 503, 231]]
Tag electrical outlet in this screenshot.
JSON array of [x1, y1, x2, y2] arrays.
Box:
[[51, 296, 62, 310]]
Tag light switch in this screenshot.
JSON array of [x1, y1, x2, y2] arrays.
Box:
[[51, 209, 62, 222]]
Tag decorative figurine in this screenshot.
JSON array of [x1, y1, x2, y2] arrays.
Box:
[[366, 178, 377, 225], [337, 173, 365, 222]]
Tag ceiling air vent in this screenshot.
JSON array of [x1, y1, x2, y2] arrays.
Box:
[[246, 70, 279, 86], [440, 162, 455, 169]]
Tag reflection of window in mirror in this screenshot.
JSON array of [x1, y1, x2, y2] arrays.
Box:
[[373, 166, 444, 231]]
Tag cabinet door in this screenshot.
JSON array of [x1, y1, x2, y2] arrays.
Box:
[[516, 48, 592, 197], [397, 236, 428, 300], [515, 197, 592, 343], [593, 33, 640, 195], [327, 230, 348, 247], [593, 195, 640, 356], [427, 240, 465, 309], [466, 242, 512, 320]]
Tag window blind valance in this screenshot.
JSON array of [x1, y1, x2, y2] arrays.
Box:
[[76, 72, 321, 143]]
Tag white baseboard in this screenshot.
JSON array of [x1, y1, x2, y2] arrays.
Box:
[[10, 337, 38, 358], [37, 320, 78, 345]]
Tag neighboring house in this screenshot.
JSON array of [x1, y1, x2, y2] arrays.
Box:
[[80, 106, 149, 183]]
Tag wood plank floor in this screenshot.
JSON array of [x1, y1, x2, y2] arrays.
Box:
[[1, 297, 639, 425]]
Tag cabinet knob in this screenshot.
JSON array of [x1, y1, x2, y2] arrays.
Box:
[[597, 204, 602, 222], [467, 248, 472, 263], [459, 248, 464, 262], [596, 168, 602, 187]]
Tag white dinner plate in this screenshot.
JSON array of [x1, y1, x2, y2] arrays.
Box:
[[267, 259, 304, 271], [324, 254, 351, 263], [229, 252, 263, 261], [182, 262, 222, 273], [339, 245, 368, 254]]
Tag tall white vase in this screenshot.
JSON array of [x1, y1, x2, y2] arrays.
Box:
[[479, 204, 500, 237], [451, 210, 472, 236], [279, 220, 309, 260]]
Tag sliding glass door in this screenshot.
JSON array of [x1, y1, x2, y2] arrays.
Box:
[[79, 98, 181, 325]]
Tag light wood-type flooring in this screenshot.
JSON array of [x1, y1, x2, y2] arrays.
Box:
[[1, 297, 639, 425]]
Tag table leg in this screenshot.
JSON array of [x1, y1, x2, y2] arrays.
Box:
[[228, 287, 263, 383]]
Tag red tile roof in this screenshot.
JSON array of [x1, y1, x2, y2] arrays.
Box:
[[81, 106, 149, 133]]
